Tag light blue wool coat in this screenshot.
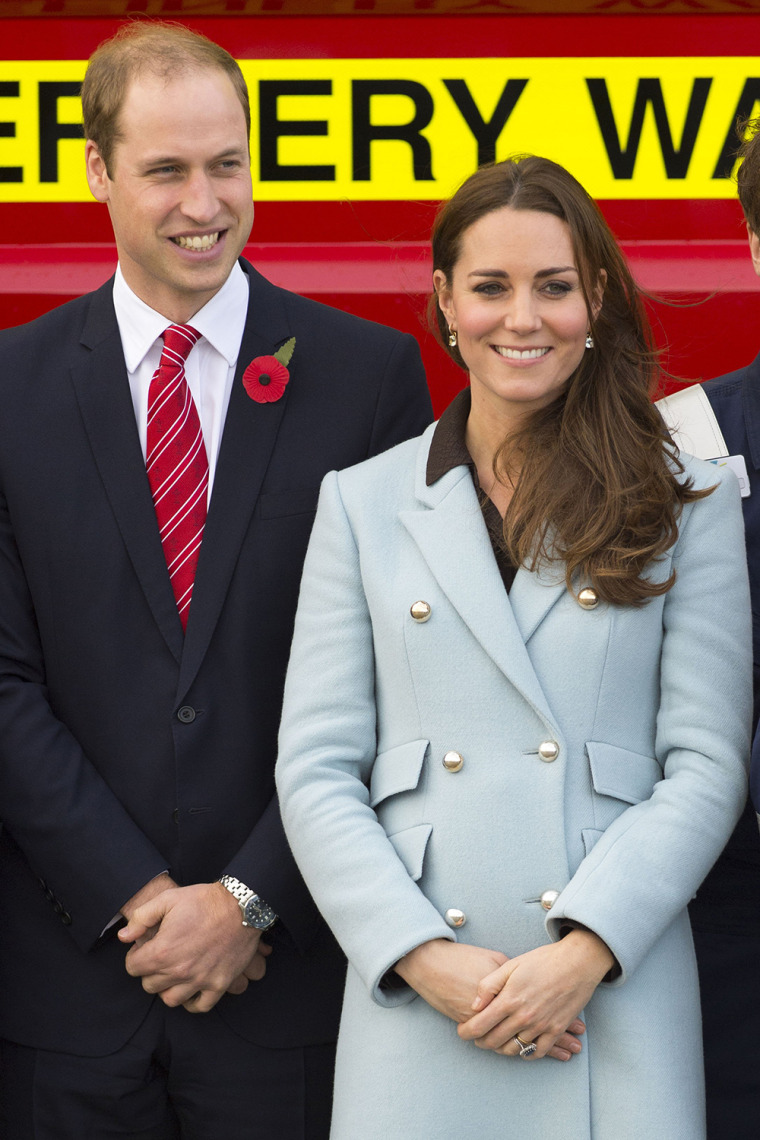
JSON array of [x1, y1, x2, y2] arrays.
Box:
[[276, 424, 752, 1140]]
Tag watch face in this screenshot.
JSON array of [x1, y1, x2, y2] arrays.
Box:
[[242, 897, 276, 930]]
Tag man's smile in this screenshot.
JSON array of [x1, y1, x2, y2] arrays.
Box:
[[170, 231, 222, 251]]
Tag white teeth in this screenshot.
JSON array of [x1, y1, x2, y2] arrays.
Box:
[[173, 232, 220, 251], [494, 346, 550, 360]]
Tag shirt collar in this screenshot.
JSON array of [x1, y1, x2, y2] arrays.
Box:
[[112, 261, 250, 373], [426, 386, 473, 485]]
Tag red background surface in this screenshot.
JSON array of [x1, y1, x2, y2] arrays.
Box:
[[1, 12, 757, 412]]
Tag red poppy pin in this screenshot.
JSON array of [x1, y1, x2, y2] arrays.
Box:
[[242, 337, 296, 404]]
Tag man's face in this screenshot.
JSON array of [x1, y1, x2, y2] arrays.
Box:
[[86, 68, 254, 323]]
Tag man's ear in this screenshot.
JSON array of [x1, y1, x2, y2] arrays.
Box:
[[748, 223, 760, 278], [85, 141, 111, 204]]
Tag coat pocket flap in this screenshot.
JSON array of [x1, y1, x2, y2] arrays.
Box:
[[388, 823, 433, 882], [586, 741, 663, 805], [370, 739, 429, 808]]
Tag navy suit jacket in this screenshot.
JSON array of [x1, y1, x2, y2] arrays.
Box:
[[0, 258, 432, 1054], [689, 358, 760, 936]]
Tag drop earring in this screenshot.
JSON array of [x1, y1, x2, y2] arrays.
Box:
[[448, 328, 458, 348], [585, 332, 594, 350]]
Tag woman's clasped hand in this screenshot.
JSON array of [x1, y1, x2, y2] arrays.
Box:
[[395, 937, 590, 1062]]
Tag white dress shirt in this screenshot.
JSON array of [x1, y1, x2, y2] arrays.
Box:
[[112, 262, 250, 500]]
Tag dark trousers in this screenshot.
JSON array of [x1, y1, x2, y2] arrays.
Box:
[[0, 1002, 335, 1139], [693, 927, 760, 1140]]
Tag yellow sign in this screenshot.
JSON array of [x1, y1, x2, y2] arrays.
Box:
[[0, 57, 758, 202]]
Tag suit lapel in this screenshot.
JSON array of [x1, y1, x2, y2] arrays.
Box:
[[177, 263, 293, 697], [70, 281, 184, 663], [400, 433, 563, 727]]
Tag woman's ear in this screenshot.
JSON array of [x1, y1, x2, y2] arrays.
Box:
[[433, 269, 455, 327]]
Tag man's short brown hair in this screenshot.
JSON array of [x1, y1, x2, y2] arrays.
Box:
[[81, 21, 251, 176], [736, 117, 760, 234]]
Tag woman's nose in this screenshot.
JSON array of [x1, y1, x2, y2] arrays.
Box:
[[503, 289, 541, 334]]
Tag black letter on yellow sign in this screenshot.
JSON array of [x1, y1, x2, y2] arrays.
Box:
[[352, 80, 434, 181], [0, 81, 22, 183], [712, 79, 760, 178], [444, 79, 528, 167], [587, 77, 711, 179], [259, 80, 336, 181], [39, 82, 83, 182]]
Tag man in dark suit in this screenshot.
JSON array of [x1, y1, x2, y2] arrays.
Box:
[[658, 118, 760, 1139], [0, 21, 431, 1139]]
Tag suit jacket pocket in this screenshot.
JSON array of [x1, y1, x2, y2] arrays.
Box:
[[586, 741, 663, 805], [370, 739, 429, 808], [258, 488, 319, 519]]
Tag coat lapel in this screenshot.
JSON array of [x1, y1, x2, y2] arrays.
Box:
[[70, 280, 184, 663], [509, 556, 568, 647], [177, 262, 293, 698], [400, 431, 563, 727]]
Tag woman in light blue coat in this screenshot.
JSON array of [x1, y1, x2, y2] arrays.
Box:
[[276, 157, 752, 1139]]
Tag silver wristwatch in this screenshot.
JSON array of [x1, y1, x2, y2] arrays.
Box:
[[219, 874, 277, 931]]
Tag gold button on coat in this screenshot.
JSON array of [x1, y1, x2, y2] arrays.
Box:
[[410, 600, 431, 623], [444, 908, 467, 928], [442, 751, 464, 772], [538, 741, 560, 762], [578, 587, 599, 610], [540, 890, 560, 911]]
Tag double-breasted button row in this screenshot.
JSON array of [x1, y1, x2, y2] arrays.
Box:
[[443, 744, 558, 768]]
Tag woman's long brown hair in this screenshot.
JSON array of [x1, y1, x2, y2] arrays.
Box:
[[430, 156, 711, 607]]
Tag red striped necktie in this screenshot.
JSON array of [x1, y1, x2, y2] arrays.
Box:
[[146, 324, 208, 632]]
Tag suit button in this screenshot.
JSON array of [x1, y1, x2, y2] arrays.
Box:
[[538, 741, 559, 762], [540, 889, 560, 911], [444, 908, 466, 928], [410, 600, 431, 623], [177, 705, 196, 723], [61, 911, 72, 925], [578, 587, 599, 610], [53, 902, 63, 915], [442, 751, 464, 772]]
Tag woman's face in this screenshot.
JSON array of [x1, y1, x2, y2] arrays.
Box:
[[435, 206, 595, 423]]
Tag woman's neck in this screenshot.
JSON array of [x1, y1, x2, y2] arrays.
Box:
[[465, 388, 527, 518]]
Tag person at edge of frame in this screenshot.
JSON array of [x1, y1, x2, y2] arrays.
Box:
[[656, 117, 760, 1140], [0, 20, 432, 1140]]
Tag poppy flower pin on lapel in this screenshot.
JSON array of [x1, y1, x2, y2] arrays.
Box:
[[242, 337, 296, 404]]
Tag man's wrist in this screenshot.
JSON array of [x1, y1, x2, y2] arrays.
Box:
[[218, 875, 277, 931]]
